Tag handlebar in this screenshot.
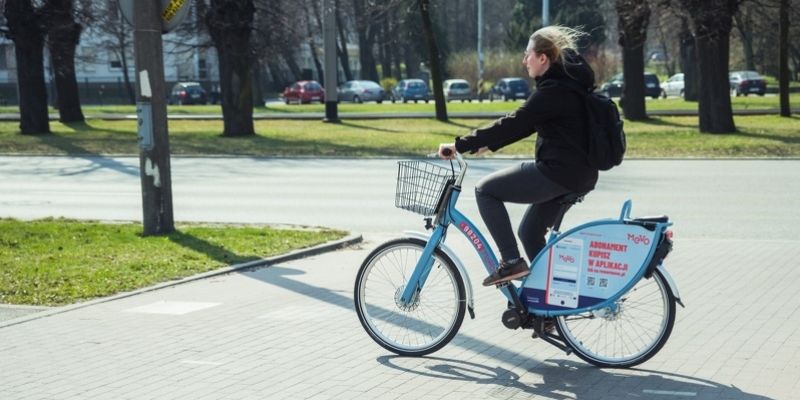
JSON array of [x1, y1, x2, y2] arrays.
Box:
[[450, 151, 467, 188]]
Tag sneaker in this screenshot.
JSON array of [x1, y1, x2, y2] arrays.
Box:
[[483, 258, 530, 286]]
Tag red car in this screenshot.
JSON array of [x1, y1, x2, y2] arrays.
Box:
[[283, 80, 325, 104]]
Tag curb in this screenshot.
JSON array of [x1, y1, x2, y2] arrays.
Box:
[[0, 233, 363, 329]]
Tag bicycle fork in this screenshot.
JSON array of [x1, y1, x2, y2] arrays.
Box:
[[398, 225, 447, 306]]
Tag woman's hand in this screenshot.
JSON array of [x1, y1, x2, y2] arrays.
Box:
[[438, 143, 457, 159], [475, 146, 489, 156]]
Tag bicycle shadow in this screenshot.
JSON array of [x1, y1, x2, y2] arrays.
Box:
[[376, 356, 771, 400]]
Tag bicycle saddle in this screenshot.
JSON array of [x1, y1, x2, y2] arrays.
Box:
[[633, 215, 669, 223], [553, 192, 588, 205]]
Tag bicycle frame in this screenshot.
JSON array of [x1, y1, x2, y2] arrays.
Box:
[[399, 154, 682, 317]]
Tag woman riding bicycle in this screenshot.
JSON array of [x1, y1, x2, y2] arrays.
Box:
[[439, 25, 599, 286]]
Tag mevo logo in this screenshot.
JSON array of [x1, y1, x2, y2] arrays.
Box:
[[627, 233, 651, 245], [559, 254, 575, 263]]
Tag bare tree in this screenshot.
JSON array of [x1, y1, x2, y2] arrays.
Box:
[[43, 0, 85, 122], [3, 0, 50, 134], [779, 0, 790, 116], [677, 0, 741, 133], [333, 0, 354, 81], [677, 16, 699, 101], [616, 0, 650, 121], [94, 0, 135, 104], [206, 0, 255, 137], [417, 0, 446, 121], [303, 0, 324, 83]]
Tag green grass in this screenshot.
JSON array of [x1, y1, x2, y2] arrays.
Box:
[[0, 218, 346, 306], [1, 115, 798, 157], [1, 92, 797, 115]]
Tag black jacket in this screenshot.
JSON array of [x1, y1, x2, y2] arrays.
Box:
[[455, 50, 598, 192]]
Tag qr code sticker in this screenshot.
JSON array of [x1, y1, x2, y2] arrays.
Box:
[[599, 278, 608, 288], [587, 276, 596, 286]]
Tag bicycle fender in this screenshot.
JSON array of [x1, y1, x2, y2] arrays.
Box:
[[403, 231, 476, 319], [656, 264, 685, 308]]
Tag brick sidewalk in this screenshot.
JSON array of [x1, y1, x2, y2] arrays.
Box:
[[1, 234, 797, 399]]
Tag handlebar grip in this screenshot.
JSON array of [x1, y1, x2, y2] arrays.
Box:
[[441, 147, 454, 157]]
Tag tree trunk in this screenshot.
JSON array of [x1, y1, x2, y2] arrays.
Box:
[[734, 12, 756, 71], [680, 0, 738, 133], [5, 1, 50, 134], [252, 58, 264, 108], [379, 22, 392, 78], [304, 2, 325, 84], [45, 0, 84, 123], [352, 0, 379, 81], [621, 45, 647, 119], [779, 0, 790, 117], [679, 17, 698, 101], [695, 34, 735, 132], [206, 0, 255, 137], [404, 45, 420, 79], [119, 40, 136, 105], [281, 48, 303, 81], [417, 0, 447, 121], [333, 4, 354, 81], [616, 0, 650, 121]]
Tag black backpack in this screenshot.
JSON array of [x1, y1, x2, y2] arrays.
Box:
[[558, 79, 626, 171]]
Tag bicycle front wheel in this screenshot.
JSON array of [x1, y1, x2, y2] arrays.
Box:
[[354, 238, 466, 357], [556, 268, 676, 368]]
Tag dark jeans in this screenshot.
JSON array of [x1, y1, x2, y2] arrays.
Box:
[[475, 162, 572, 262]]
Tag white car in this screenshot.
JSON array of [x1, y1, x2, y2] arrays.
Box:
[[661, 73, 685, 98], [443, 79, 472, 102]]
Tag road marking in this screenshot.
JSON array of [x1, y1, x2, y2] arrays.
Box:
[[643, 390, 697, 397], [180, 360, 223, 366], [124, 301, 220, 315]]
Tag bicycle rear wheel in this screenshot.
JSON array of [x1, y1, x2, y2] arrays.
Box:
[[354, 238, 466, 357], [556, 269, 676, 368]]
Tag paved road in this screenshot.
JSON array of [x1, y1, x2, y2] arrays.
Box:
[[1, 157, 799, 399], [1, 156, 798, 239]]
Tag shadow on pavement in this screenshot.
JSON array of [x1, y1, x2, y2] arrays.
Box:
[[31, 122, 139, 177], [377, 356, 771, 400], [243, 266, 564, 375]]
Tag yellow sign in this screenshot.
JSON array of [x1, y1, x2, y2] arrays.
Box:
[[162, 0, 187, 22]]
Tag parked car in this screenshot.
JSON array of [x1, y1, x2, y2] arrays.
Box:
[[489, 77, 531, 101], [391, 79, 429, 103], [282, 80, 325, 104], [169, 82, 207, 105], [338, 80, 384, 103], [599, 73, 662, 99], [661, 73, 685, 98], [443, 79, 472, 102], [729, 70, 766, 96]]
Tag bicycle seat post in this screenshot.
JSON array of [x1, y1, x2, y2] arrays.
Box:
[[550, 193, 586, 233]]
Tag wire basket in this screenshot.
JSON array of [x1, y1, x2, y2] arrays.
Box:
[[395, 160, 456, 216]]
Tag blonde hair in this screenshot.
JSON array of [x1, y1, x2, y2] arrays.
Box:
[[529, 25, 587, 66]]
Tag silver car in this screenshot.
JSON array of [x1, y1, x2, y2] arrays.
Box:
[[661, 73, 685, 98], [443, 79, 472, 102], [338, 80, 385, 103]]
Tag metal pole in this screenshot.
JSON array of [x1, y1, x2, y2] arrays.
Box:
[[323, 0, 339, 122], [133, 0, 175, 235], [542, 0, 550, 27]]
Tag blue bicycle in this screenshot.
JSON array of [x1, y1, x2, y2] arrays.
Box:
[[354, 153, 684, 368]]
